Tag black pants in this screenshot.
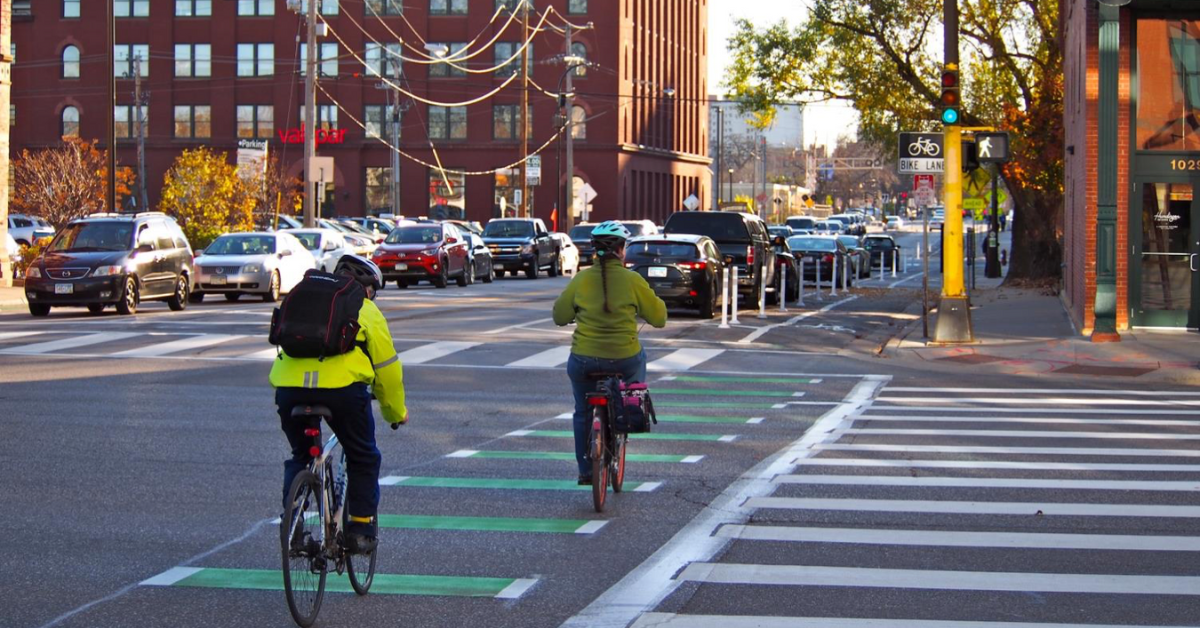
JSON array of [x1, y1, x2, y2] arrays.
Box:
[[277, 383, 381, 536]]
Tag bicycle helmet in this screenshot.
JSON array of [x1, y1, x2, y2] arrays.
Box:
[[591, 221, 632, 241], [334, 254, 383, 296]]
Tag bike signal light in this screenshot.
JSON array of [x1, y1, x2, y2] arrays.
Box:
[[940, 66, 960, 125]]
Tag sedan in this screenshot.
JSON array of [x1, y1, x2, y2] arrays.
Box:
[[886, 216, 905, 230], [288, 228, 351, 272], [787, 235, 852, 288], [769, 236, 801, 304], [863, 235, 901, 268], [624, 235, 725, 318], [192, 232, 316, 302], [836, 235, 872, 279], [568, 223, 597, 265], [465, 233, 495, 284], [372, 222, 471, 288], [550, 233, 580, 276]]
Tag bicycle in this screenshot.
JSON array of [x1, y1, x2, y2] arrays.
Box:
[[908, 137, 941, 157], [585, 373, 630, 513], [281, 405, 377, 628]]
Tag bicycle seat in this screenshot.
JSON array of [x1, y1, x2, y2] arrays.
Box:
[[291, 405, 333, 420]]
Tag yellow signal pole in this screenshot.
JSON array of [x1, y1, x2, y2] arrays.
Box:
[[942, 126, 964, 298]]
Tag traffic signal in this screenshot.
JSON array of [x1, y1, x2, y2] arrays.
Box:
[[940, 65, 960, 125], [961, 139, 980, 172]]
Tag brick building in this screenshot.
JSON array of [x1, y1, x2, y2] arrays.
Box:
[[10, 0, 711, 227]]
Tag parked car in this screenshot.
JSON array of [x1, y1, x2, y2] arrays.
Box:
[[568, 223, 597, 265], [481, 218, 560, 279], [624, 235, 725, 318], [787, 235, 852, 288], [8, 213, 55, 247], [769, 236, 801, 304], [372, 222, 472, 288], [768, 225, 794, 240], [446, 219, 484, 236], [863, 234, 901, 268], [886, 215, 905, 230], [287, 228, 351, 272], [620, 220, 659, 238], [23, 212, 193, 316], [836, 234, 872, 279], [342, 233, 378, 257], [256, 214, 303, 231], [193, 231, 315, 303], [324, 219, 385, 244], [828, 214, 864, 236], [663, 210, 776, 300], [785, 216, 817, 232], [815, 220, 846, 235], [339, 216, 396, 237], [464, 232, 494, 284], [5, 232, 20, 270], [550, 233, 580, 275], [930, 207, 946, 226]]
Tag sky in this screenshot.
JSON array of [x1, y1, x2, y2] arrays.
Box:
[[706, 0, 859, 151]]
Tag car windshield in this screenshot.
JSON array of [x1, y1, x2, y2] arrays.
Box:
[[626, 241, 699, 260], [386, 227, 443, 244], [863, 238, 895, 249], [290, 233, 321, 251], [206, 235, 276, 255], [787, 217, 816, 229], [48, 222, 134, 252], [483, 221, 534, 238], [837, 236, 859, 248], [788, 236, 836, 252], [621, 222, 647, 237], [569, 225, 594, 240], [664, 213, 749, 242]]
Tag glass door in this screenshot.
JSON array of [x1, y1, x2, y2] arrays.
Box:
[[1134, 181, 1200, 328]]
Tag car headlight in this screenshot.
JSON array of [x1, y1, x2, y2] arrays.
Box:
[[520, 244, 533, 254], [92, 265, 124, 277], [421, 248, 438, 257], [26, 266, 41, 278], [242, 263, 263, 274]]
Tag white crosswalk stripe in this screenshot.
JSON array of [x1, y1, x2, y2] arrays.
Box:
[[111, 334, 243, 357], [647, 348, 724, 372], [395, 341, 481, 364], [0, 332, 139, 354], [505, 345, 571, 368]]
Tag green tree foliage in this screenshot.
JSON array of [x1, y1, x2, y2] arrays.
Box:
[[159, 147, 256, 250], [726, 0, 1061, 279]]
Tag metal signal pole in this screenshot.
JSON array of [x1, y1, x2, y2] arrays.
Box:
[[302, 0, 317, 227], [106, 0, 116, 213], [564, 24, 575, 232], [134, 54, 148, 212], [519, 3, 530, 217]]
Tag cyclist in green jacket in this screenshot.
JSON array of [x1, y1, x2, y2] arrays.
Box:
[[552, 221, 667, 484]]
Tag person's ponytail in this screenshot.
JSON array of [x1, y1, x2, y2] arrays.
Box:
[[597, 246, 612, 313]]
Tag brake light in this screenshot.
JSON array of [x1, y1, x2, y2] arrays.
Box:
[[678, 262, 707, 271], [746, 246, 755, 266], [587, 396, 608, 406], [823, 254, 834, 264]]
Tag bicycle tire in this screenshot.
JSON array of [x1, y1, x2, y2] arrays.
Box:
[[345, 512, 377, 595], [590, 408, 608, 513], [282, 470, 326, 628], [611, 433, 627, 493]]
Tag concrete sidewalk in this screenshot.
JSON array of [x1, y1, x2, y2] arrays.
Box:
[[0, 283, 26, 311]]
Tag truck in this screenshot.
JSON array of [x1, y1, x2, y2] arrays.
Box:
[[481, 218, 561, 279]]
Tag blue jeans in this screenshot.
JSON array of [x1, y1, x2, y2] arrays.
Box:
[[566, 349, 647, 476], [277, 383, 381, 537]]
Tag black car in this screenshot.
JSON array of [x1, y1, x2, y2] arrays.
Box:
[[24, 212, 194, 316], [769, 236, 801, 304], [625, 235, 725, 318], [663, 211, 776, 299], [465, 232, 495, 284], [786, 235, 852, 288], [481, 218, 560, 279], [568, 223, 597, 265], [863, 235, 901, 268]]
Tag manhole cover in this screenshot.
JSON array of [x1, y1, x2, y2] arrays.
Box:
[[936, 353, 1006, 364], [1054, 364, 1157, 377]]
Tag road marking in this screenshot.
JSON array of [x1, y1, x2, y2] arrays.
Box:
[[715, 525, 1200, 551], [662, 375, 823, 384], [139, 567, 202, 586], [140, 567, 539, 598], [379, 475, 662, 491], [775, 474, 1200, 492], [737, 296, 857, 344], [241, 347, 279, 360], [877, 396, 1200, 406], [630, 614, 1189, 628], [648, 348, 725, 372], [505, 345, 571, 368], [111, 334, 243, 357], [815, 444, 1200, 457], [856, 415, 1200, 426], [0, 331, 44, 341], [885, 387, 1200, 396], [888, 271, 924, 288], [376, 514, 607, 534], [843, 428, 1200, 440], [0, 331, 139, 354], [482, 317, 553, 335], [505, 429, 736, 442], [445, 449, 704, 463], [675, 563, 1200, 595], [869, 406, 1200, 415], [553, 413, 762, 424], [745, 497, 1200, 518], [395, 341, 480, 364], [793, 458, 1200, 472], [657, 400, 793, 409], [654, 388, 804, 398]]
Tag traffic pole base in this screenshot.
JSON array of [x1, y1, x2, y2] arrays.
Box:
[[1091, 331, 1121, 343], [932, 295, 975, 344]]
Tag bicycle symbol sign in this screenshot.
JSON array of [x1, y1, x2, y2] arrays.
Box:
[[898, 132, 945, 174]]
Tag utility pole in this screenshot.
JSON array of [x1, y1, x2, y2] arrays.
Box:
[[564, 24, 575, 232], [106, 0, 116, 214], [302, 0, 318, 228], [0, 0, 12, 286], [714, 106, 724, 207], [518, 2, 530, 217], [133, 54, 148, 212], [388, 59, 402, 217]]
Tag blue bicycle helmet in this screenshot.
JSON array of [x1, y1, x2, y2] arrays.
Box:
[[591, 221, 632, 241]]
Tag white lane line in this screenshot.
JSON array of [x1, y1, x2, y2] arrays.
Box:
[[0, 331, 45, 341], [885, 387, 1200, 397], [0, 332, 139, 354], [737, 296, 857, 344], [856, 415, 1200, 426], [877, 396, 1200, 406], [868, 406, 1200, 415], [506, 345, 572, 368], [747, 417, 766, 424], [555, 412, 573, 420], [629, 613, 1191, 628], [843, 428, 1200, 440], [714, 525, 1200, 552], [112, 334, 244, 357], [776, 474, 1200, 492], [745, 497, 1200, 518], [395, 341, 480, 364], [647, 348, 725, 372], [139, 567, 203, 586], [482, 317, 553, 335], [445, 450, 478, 458], [377, 475, 410, 486], [815, 444, 1200, 457], [574, 521, 608, 535], [241, 348, 279, 360], [494, 577, 539, 599], [793, 458, 1200, 472], [888, 272, 924, 288], [506, 430, 533, 437], [632, 482, 663, 492], [681, 456, 705, 464], [675, 563, 1200, 595]]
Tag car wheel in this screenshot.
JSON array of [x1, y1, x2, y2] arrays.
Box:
[[457, 262, 472, 287], [495, 269, 505, 280], [698, 282, 716, 319], [549, 254, 561, 277], [116, 277, 139, 315], [87, 303, 106, 315], [225, 293, 241, 302], [482, 261, 494, 283], [433, 262, 449, 288], [167, 276, 190, 311], [28, 303, 50, 317], [263, 271, 281, 302], [188, 291, 204, 304], [395, 279, 408, 290], [525, 259, 538, 280]]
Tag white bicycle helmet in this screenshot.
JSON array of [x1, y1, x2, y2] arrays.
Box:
[[334, 254, 383, 296]]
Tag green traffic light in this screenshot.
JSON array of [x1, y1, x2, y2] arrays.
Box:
[[942, 108, 960, 125]]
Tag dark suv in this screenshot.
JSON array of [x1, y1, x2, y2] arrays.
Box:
[[23, 212, 194, 316], [482, 218, 560, 279], [663, 211, 776, 298]]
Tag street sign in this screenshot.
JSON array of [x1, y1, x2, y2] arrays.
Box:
[[963, 198, 986, 210], [527, 155, 541, 185], [975, 132, 1011, 163], [898, 132, 945, 174], [514, 189, 523, 208], [237, 139, 268, 181], [682, 194, 700, 211], [308, 156, 334, 184], [913, 174, 934, 188], [577, 182, 598, 205]]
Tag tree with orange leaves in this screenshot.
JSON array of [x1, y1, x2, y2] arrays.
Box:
[[11, 137, 135, 228]]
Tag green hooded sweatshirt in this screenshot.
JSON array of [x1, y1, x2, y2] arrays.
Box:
[[552, 258, 668, 360]]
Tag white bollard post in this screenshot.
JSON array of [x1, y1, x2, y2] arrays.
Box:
[[798, 258, 805, 306], [718, 266, 730, 329], [779, 263, 788, 312], [892, 249, 898, 278], [830, 255, 838, 297], [843, 254, 849, 290], [902, 251, 907, 274], [730, 265, 741, 324], [815, 257, 822, 295], [757, 269, 768, 319]]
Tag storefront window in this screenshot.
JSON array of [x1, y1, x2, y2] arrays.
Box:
[[1140, 182, 1192, 310], [1137, 19, 1200, 151], [429, 168, 465, 219], [365, 167, 393, 214]]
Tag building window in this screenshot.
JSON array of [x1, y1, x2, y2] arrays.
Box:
[[175, 43, 211, 77], [365, 105, 400, 139], [430, 0, 467, 15], [115, 105, 147, 138], [568, 0, 586, 13], [571, 42, 587, 77], [429, 168, 465, 219], [175, 0, 211, 16], [61, 106, 79, 138], [301, 0, 338, 15], [428, 43, 467, 77], [63, 0, 80, 18], [236, 105, 273, 138], [494, 41, 533, 76], [9, 105, 14, 128], [571, 105, 586, 139], [174, 105, 211, 138], [1137, 19, 1200, 151], [115, 0, 149, 17], [429, 105, 466, 139], [492, 104, 532, 140], [365, 43, 402, 77], [495, 0, 529, 13], [300, 105, 338, 131], [237, 0, 273, 15], [365, 167, 394, 213], [114, 44, 149, 78], [300, 43, 338, 77], [62, 45, 80, 78], [237, 43, 274, 77], [364, 0, 401, 15]]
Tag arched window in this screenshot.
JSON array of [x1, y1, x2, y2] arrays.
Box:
[[62, 45, 80, 78], [571, 105, 586, 140], [61, 106, 80, 137], [570, 42, 587, 77]]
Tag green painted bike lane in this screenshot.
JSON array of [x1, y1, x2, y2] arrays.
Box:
[[141, 567, 536, 598]]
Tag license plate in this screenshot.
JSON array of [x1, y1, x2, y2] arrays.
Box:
[[54, 283, 73, 295], [210, 276, 227, 286], [648, 266, 668, 278], [395, 263, 408, 271]]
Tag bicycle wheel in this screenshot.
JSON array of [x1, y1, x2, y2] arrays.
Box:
[[590, 408, 608, 513], [611, 433, 628, 493], [345, 511, 377, 595], [282, 470, 326, 628]]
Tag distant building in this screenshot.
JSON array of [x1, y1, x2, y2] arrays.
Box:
[[708, 99, 804, 210]]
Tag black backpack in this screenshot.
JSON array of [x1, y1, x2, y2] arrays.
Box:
[[268, 270, 366, 359]]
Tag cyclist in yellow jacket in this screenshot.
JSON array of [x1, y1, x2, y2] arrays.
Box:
[[270, 254, 407, 554]]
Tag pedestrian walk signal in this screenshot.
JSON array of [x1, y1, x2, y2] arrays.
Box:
[[940, 66, 960, 125]]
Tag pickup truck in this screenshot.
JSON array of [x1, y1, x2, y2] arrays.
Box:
[[481, 218, 561, 279]]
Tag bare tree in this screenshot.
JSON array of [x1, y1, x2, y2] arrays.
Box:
[[12, 137, 133, 228]]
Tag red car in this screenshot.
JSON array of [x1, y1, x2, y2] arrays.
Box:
[[371, 223, 472, 288]]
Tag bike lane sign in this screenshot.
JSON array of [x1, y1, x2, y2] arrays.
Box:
[[898, 132, 944, 174]]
